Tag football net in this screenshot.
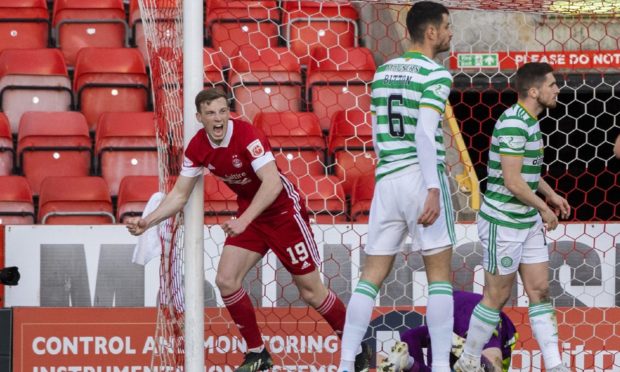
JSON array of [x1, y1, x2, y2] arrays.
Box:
[[139, 0, 620, 370]]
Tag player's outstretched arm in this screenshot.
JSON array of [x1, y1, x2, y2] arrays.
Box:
[[501, 155, 558, 230], [222, 161, 283, 237], [126, 175, 200, 236]]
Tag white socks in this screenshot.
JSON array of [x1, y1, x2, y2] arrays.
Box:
[[427, 282, 454, 371], [530, 302, 562, 369], [338, 280, 379, 372], [462, 303, 500, 363]]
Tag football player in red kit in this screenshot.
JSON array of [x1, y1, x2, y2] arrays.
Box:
[[127, 88, 369, 372]]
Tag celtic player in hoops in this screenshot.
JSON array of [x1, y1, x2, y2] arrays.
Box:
[[338, 2, 456, 372], [454, 63, 571, 372]]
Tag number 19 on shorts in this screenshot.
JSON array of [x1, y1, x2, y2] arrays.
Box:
[[286, 242, 309, 264]]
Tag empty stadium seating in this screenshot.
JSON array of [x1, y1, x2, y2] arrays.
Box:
[[38, 176, 114, 224], [230, 46, 302, 123], [255, 111, 326, 178], [327, 109, 373, 153], [116, 175, 160, 223], [73, 47, 149, 130], [350, 173, 374, 223], [52, 0, 128, 66], [0, 48, 72, 134], [17, 111, 91, 195], [332, 150, 376, 196], [0, 0, 49, 52], [207, 0, 279, 59], [95, 111, 159, 196], [282, 1, 359, 66], [204, 175, 238, 224], [294, 174, 346, 223], [0, 113, 13, 175], [328, 108, 375, 196], [306, 47, 375, 131], [0, 175, 35, 224], [129, 0, 177, 62]]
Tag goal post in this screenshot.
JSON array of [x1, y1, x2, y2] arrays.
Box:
[[182, 0, 205, 370]]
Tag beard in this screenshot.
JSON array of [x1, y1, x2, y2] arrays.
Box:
[[538, 96, 557, 109]]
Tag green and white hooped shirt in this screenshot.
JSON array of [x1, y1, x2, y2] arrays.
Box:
[[370, 51, 452, 181], [480, 102, 544, 229]]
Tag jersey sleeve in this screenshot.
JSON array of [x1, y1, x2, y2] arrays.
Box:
[[243, 127, 275, 173], [495, 119, 529, 156], [420, 68, 453, 114], [180, 134, 205, 178]]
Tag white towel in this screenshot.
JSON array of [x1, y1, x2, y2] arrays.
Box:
[[132, 192, 165, 265]]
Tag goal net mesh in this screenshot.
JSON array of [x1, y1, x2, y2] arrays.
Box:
[[138, 0, 620, 370]]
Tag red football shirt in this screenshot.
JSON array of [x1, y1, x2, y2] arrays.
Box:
[[181, 119, 295, 216]]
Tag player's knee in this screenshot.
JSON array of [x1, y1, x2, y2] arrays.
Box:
[[298, 285, 326, 307], [525, 284, 550, 303], [215, 273, 241, 294], [484, 286, 511, 308]]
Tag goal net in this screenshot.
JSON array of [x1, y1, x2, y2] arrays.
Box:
[[139, 0, 620, 370]]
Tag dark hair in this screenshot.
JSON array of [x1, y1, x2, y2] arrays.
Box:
[[195, 88, 227, 113], [515, 62, 554, 98], [406, 1, 450, 44]]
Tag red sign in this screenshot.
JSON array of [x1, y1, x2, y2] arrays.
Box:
[[450, 50, 620, 70], [12, 307, 620, 371]]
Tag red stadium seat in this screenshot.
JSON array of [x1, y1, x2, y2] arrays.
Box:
[[204, 48, 227, 89], [129, 0, 177, 62], [274, 150, 326, 178], [230, 46, 302, 123], [38, 176, 114, 224], [0, 175, 34, 224], [52, 0, 128, 66], [17, 111, 91, 195], [282, 1, 359, 66], [0, 113, 13, 175], [95, 112, 158, 196], [116, 175, 160, 223], [204, 175, 238, 225], [294, 174, 347, 223], [207, 1, 279, 59], [0, 0, 49, 52], [254, 111, 325, 150], [255, 111, 326, 178], [0, 48, 72, 134], [350, 173, 374, 223], [333, 150, 376, 196], [327, 109, 373, 153], [74, 48, 149, 130], [306, 47, 375, 131]]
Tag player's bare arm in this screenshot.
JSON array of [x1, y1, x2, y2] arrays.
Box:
[[126, 175, 200, 236], [501, 155, 558, 230], [537, 178, 570, 219], [222, 161, 283, 237]]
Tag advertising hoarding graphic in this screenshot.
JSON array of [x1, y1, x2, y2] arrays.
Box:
[[4, 224, 620, 308], [450, 50, 620, 69], [12, 307, 620, 371]]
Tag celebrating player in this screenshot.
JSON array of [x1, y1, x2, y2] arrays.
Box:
[[338, 2, 456, 372], [454, 62, 571, 372], [126, 88, 368, 372]]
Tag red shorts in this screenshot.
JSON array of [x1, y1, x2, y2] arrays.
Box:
[[225, 205, 320, 275]]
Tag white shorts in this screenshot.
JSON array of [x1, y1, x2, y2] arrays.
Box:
[[477, 215, 548, 275], [365, 166, 456, 255]]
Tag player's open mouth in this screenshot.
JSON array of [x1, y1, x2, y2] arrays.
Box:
[[213, 124, 224, 136]]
